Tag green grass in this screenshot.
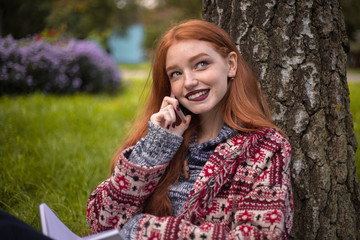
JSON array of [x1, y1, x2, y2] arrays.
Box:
[[0, 77, 148, 236], [119, 62, 152, 71], [348, 68, 360, 75], [349, 82, 360, 181]]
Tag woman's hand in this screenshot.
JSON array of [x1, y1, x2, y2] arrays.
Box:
[[150, 96, 191, 136]]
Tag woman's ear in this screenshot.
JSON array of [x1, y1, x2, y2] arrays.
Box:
[[227, 51, 237, 78]]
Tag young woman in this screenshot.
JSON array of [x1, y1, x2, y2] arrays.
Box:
[[87, 20, 293, 239]]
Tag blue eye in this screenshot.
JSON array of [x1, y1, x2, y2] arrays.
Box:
[[170, 71, 181, 78], [196, 61, 208, 69]]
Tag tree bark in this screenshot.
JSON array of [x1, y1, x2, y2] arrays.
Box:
[[203, 0, 360, 239]]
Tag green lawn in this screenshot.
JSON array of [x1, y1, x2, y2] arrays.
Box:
[[0, 77, 149, 236], [0, 73, 359, 237], [349, 82, 360, 180]]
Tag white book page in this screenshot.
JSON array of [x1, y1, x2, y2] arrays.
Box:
[[39, 203, 81, 240], [39, 203, 124, 240], [82, 229, 124, 240]]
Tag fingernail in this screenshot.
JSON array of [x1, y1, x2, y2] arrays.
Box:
[[172, 122, 176, 128], [176, 105, 180, 111]]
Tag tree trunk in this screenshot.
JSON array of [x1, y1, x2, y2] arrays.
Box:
[[203, 0, 360, 239]]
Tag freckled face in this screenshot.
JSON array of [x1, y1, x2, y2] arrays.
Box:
[[166, 40, 236, 118]]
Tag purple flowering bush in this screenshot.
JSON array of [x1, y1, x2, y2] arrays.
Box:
[[0, 36, 121, 94]]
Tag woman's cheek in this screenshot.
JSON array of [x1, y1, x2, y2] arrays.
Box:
[[170, 82, 182, 97]]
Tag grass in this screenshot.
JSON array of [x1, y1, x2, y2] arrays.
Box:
[[0, 77, 149, 236], [349, 82, 360, 180], [0, 66, 359, 237], [119, 62, 152, 71], [348, 67, 360, 75]]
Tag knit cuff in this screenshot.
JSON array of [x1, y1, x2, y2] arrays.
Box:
[[120, 214, 144, 240], [129, 121, 183, 167]]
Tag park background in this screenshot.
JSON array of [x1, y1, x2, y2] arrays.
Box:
[[0, 0, 359, 237]]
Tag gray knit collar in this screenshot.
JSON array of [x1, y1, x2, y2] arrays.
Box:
[[189, 123, 237, 151]]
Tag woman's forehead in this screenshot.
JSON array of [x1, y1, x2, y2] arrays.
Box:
[[166, 40, 219, 61]]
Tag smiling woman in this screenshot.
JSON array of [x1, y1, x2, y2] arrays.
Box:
[[87, 20, 294, 239], [166, 40, 236, 121]]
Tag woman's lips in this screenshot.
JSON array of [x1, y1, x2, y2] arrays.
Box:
[[185, 89, 210, 101]]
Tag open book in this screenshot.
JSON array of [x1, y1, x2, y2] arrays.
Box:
[[39, 203, 124, 240]]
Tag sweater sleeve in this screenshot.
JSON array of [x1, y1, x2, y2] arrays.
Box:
[[132, 130, 293, 239], [120, 213, 144, 240], [87, 122, 183, 234], [87, 147, 169, 233], [129, 121, 183, 166]]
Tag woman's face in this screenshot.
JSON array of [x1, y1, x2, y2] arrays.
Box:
[[165, 40, 237, 118]]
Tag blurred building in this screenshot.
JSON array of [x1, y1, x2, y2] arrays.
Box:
[[107, 24, 145, 64]]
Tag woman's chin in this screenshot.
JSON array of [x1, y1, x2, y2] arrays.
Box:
[[186, 108, 211, 116]]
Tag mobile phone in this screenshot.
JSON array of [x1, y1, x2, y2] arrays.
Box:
[[171, 91, 187, 122]]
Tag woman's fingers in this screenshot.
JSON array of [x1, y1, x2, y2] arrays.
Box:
[[170, 115, 192, 136], [160, 96, 177, 109], [150, 105, 176, 129], [150, 97, 191, 136], [164, 105, 177, 128], [160, 96, 186, 123]]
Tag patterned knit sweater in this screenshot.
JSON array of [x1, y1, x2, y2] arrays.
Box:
[[117, 122, 236, 239], [87, 123, 294, 239]]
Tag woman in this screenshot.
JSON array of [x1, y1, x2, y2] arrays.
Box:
[[87, 20, 293, 239]]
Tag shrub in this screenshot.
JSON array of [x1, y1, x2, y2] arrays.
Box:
[[0, 36, 121, 94]]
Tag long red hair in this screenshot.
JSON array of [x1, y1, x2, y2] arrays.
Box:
[[111, 20, 279, 216]]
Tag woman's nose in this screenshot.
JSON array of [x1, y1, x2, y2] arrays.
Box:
[[183, 71, 198, 89]]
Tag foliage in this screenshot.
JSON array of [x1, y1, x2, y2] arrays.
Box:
[[1, 0, 202, 52], [0, 0, 53, 38], [341, 0, 360, 41], [0, 36, 121, 95], [142, 0, 202, 52], [46, 0, 142, 46], [0, 0, 138, 37], [0, 77, 148, 235], [163, 0, 203, 19], [348, 82, 360, 180]]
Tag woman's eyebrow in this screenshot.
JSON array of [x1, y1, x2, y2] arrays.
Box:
[[165, 65, 177, 74], [166, 53, 210, 73], [188, 53, 210, 62]]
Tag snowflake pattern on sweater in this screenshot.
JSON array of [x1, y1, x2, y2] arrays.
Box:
[[87, 128, 293, 239]]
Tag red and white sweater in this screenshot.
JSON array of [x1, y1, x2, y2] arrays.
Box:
[[87, 128, 293, 239]]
